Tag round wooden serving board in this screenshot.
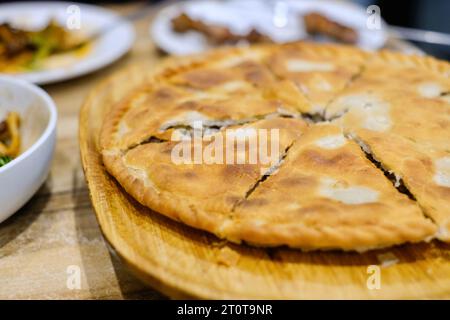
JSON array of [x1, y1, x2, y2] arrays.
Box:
[[79, 62, 450, 299]]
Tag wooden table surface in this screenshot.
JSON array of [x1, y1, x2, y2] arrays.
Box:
[[0, 2, 422, 300]]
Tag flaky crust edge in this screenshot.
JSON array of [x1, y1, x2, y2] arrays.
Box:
[[103, 150, 437, 251]]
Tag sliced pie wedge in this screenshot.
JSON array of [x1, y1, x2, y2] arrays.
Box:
[[102, 118, 308, 238], [228, 124, 436, 251], [326, 52, 450, 241], [166, 47, 275, 91], [265, 42, 370, 114], [100, 81, 310, 150], [346, 129, 450, 241]]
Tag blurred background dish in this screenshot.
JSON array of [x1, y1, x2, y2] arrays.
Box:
[[0, 1, 135, 84], [0, 76, 57, 223], [151, 0, 388, 55]]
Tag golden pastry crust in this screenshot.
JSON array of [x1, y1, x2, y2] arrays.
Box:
[[103, 118, 308, 237], [229, 124, 436, 250], [100, 42, 450, 250], [264, 42, 371, 114], [327, 51, 450, 240]]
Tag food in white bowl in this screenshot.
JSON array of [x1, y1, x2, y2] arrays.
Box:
[[0, 76, 57, 223], [0, 111, 21, 165]]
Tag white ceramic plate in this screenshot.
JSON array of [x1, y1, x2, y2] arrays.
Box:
[[151, 0, 388, 56], [0, 1, 135, 85], [0, 76, 57, 223]]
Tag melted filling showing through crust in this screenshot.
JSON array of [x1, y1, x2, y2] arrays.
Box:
[[434, 157, 450, 188], [318, 177, 379, 205]]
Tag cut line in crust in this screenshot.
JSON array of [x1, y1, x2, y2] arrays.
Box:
[[231, 141, 296, 212]]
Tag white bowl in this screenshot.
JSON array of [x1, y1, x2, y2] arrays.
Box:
[[0, 76, 57, 223]]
